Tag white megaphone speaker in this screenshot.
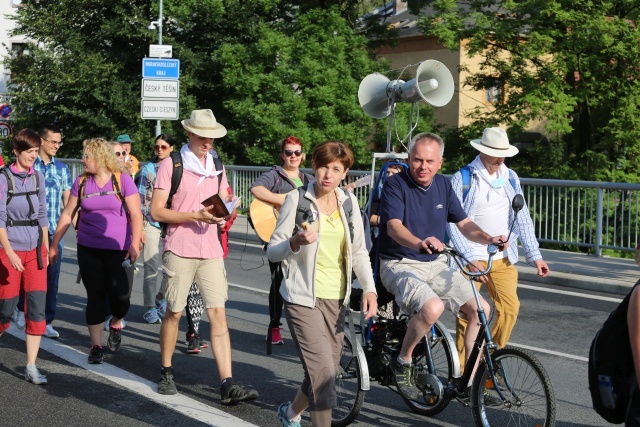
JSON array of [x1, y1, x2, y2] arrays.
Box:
[[358, 59, 454, 118]]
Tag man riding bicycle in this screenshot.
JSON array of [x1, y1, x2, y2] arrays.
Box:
[[377, 132, 508, 400]]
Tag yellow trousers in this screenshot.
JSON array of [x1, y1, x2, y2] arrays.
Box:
[[455, 258, 519, 370]]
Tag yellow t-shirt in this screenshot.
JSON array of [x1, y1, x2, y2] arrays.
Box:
[[314, 210, 347, 299]]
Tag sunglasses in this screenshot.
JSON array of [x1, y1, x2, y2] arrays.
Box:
[[114, 151, 124, 157], [284, 149, 302, 157], [154, 145, 170, 151]]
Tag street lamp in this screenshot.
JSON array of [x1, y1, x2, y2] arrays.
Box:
[[149, 0, 163, 136]]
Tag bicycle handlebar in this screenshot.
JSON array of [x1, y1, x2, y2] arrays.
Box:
[[430, 244, 500, 278]]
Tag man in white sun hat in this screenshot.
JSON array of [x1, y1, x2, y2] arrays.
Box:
[[150, 109, 258, 405], [447, 127, 549, 369]]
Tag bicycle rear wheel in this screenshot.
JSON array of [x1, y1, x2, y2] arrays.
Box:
[[403, 321, 456, 416], [332, 335, 365, 427], [471, 346, 556, 427]]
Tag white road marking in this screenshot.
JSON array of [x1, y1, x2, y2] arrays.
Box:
[[4, 324, 257, 427], [518, 283, 623, 303]]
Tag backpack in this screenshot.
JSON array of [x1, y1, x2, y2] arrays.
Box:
[[160, 151, 223, 238], [588, 281, 638, 424], [294, 185, 355, 244], [0, 166, 45, 268], [74, 172, 129, 229]]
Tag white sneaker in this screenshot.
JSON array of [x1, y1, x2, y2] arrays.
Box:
[[44, 324, 60, 339], [143, 307, 161, 324], [104, 316, 127, 331], [13, 308, 25, 330]]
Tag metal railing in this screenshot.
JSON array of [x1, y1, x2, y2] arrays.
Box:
[[61, 159, 640, 256]]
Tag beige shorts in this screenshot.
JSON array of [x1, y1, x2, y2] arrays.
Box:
[[162, 251, 228, 312], [380, 255, 474, 319]]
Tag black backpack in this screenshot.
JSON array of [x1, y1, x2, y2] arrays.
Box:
[[588, 281, 638, 424], [160, 151, 223, 238]]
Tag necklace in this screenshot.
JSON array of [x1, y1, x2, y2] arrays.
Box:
[[316, 192, 337, 215]]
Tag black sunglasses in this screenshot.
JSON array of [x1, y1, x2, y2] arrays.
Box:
[[284, 149, 302, 157]]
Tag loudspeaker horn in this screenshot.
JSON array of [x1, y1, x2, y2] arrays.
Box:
[[358, 59, 454, 118]]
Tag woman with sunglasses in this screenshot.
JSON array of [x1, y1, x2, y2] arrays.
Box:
[[137, 134, 175, 324], [111, 142, 127, 171], [250, 136, 313, 346]]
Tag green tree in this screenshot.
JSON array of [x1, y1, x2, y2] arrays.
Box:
[[411, 0, 640, 180], [4, 0, 407, 166]]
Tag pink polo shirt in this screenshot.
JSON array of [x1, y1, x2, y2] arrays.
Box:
[[155, 156, 229, 259]]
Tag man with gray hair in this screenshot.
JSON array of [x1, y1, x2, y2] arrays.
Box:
[[377, 132, 507, 400]]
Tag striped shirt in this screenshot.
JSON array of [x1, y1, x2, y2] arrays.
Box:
[[34, 156, 72, 231], [137, 161, 160, 228]]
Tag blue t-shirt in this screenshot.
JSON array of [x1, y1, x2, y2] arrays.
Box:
[[378, 171, 467, 262]]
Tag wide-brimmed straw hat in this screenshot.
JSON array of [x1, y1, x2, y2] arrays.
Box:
[[181, 109, 227, 138], [470, 127, 519, 157]]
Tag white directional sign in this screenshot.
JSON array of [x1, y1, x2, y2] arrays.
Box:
[[141, 99, 179, 120], [141, 79, 179, 99], [149, 44, 173, 58]]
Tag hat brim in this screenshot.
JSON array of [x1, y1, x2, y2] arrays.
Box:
[[470, 140, 519, 157], [181, 120, 227, 138]]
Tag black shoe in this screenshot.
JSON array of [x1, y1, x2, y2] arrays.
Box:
[[197, 334, 209, 349], [220, 381, 259, 406], [88, 345, 104, 364], [390, 357, 420, 401], [107, 324, 122, 352], [186, 333, 201, 354], [158, 370, 177, 395]]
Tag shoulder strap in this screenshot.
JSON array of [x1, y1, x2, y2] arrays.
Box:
[[212, 157, 223, 187], [508, 169, 516, 191], [294, 186, 313, 235], [161, 152, 184, 238], [341, 188, 355, 243], [0, 166, 13, 206], [460, 166, 471, 201], [110, 172, 129, 215]]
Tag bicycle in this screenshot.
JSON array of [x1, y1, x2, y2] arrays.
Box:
[[333, 195, 556, 427]]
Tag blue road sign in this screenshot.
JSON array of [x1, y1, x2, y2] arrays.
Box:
[[142, 58, 180, 79]]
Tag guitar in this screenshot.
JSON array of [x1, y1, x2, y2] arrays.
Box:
[[249, 175, 372, 243]]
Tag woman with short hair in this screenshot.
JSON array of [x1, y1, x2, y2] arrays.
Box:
[[0, 128, 49, 384]]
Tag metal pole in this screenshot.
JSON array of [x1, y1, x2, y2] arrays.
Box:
[[155, 0, 163, 137]]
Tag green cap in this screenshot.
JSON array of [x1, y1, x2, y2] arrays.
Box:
[[116, 134, 132, 143]]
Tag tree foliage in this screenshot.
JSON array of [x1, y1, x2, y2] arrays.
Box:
[[3, 0, 406, 167], [411, 0, 640, 180]]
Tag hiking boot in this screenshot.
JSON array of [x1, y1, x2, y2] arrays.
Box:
[[44, 324, 60, 339], [13, 308, 25, 330], [266, 327, 284, 345], [186, 333, 201, 354], [158, 370, 177, 395], [107, 323, 122, 352], [143, 307, 161, 324], [391, 357, 420, 400], [24, 364, 47, 385], [88, 345, 104, 364], [278, 401, 301, 427], [220, 381, 259, 406]]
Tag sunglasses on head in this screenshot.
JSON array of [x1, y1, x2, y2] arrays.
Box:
[[284, 149, 302, 157], [114, 151, 124, 157], [154, 145, 170, 151]]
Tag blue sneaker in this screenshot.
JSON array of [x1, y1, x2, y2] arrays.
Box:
[[278, 402, 301, 427]]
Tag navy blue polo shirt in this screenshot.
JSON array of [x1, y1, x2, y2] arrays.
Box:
[[378, 171, 467, 262]]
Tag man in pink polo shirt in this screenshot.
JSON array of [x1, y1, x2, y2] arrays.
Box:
[[150, 109, 258, 405]]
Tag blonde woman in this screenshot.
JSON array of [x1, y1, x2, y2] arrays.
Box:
[[50, 138, 142, 364], [268, 141, 377, 426]]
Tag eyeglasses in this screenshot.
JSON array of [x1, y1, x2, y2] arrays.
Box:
[[114, 151, 124, 157], [284, 149, 302, 157], [154, 145, 170, 151], [43, 138, 63, 146]]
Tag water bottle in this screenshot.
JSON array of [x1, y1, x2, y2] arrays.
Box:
[[597, 375, 617, 409]]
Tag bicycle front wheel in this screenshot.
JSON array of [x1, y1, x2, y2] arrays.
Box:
[[471, 346, 556, 427], [332, 334, 365, 427]]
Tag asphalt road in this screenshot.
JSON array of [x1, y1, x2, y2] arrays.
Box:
[[0, 234, 623, 427]]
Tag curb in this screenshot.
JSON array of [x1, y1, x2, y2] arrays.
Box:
[[516, 265, 632, 296]]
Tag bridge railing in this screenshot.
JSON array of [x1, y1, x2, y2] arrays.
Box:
[[61, 159, 640, 256]]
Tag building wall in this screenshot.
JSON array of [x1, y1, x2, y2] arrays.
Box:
[[1, 0, 26, 94]]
